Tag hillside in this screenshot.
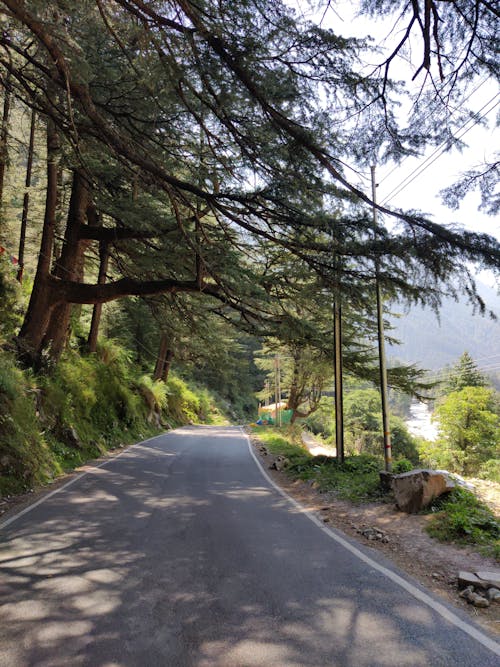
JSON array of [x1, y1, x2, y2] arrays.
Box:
[[388, 282, 500, 371]]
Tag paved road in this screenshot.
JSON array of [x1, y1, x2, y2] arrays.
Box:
[[1, 426, 499, 666]]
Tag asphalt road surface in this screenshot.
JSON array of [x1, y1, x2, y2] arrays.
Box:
[[1, 426, 499, 666]]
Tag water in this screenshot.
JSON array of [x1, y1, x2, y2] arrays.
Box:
[[405, 401, 438, 441]]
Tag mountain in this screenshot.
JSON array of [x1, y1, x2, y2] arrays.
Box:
[[387, 281, 500, 372]]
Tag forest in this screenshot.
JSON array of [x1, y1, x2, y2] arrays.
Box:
[[0, 0, 499, 497]]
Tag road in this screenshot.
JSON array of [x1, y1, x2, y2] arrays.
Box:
[[0, 425, 498, 666]]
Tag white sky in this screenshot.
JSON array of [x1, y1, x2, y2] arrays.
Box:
[[290, 1, 499, 256]]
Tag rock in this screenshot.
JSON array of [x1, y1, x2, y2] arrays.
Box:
[[468, 593, 490, 608], [392, 469, 454, 513], [458, 571, 488, 590], [475, 571, 500, 588], [259, 445, 269, 456], [486, 587, 500, 603], [358, 526, 389, 543], [270, 456, 289, 471], [459, 585, 474, 599]]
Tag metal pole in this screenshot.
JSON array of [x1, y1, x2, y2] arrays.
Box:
[[333, 297, 344, 463], [371, 165, 392, 472], [276, 354, 282, 427]]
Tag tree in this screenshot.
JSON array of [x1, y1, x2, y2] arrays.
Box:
[[443, 352, 487, 394], [343, 388, 419, 462], [1, 0, 499, 370], [434, 386, 499, 475]]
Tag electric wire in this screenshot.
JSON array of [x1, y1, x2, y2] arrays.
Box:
[[380, 93, 500, 205]]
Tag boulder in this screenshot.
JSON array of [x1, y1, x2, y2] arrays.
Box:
[[392, 469, 454, 513], [475, 571, 500, 589], [486, 587, 500, 603], [458, 571, 488, 590]]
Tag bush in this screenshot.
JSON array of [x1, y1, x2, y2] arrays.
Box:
[[0, 353, 55, 495], [425, 487, 499, 559], [166, 374, 201, 424], [392, 458, 414, 474], [478, 459, 500, 483]]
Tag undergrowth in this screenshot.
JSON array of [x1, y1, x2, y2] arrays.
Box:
[[424, 487, 500, 560], [251, 425, 388, 503], [252, 426, 499, 558], [0, 341, 227, 498]]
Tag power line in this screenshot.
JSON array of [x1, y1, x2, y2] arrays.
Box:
[[380, 93, 500, 205], [377, 76, 490, 187]]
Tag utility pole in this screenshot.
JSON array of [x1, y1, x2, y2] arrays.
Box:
[[274, 354, 282, 427], [371, 165, 392, 472], [333, 291, 344, 463]]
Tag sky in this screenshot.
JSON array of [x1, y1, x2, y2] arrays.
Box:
[[288, 1, 499, 281], [324, 1, 499, 289]]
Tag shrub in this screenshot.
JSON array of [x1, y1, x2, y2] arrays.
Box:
[[478, 459, 500, 483], [166, 374, 200, 424], [425, 487, 499, 559], [392, 458, 414, 474]]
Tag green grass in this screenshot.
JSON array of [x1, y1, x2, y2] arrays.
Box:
[[251, 425, 387, 503], [424, 487, 500, 560], [252, 426, 499, 559], [0, 342, 231, 498]]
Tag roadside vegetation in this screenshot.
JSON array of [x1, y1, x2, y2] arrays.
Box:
[[0, 339, 229, 497], [250, 423, 499, 560]]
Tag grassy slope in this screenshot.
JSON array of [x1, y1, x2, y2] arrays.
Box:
[[0, 343, 228, 498]]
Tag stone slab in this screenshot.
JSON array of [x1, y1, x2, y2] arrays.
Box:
[[476, 571, 500, 588]]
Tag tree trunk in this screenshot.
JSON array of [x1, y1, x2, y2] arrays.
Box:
[[88, 239, 109, 353], [41, 169, 90, 359], [17, 118, 60, 362], [17, 108, 36, 282], [153, 333, 169, 381], [162, 349, 174, 383], [0, 73, 11, 209]]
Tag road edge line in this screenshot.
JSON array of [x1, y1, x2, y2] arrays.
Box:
[[0, 432, 169, 531], [243, 428, 500, 656]]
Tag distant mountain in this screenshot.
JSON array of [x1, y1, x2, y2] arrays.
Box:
[[387, 281, 500, 372]]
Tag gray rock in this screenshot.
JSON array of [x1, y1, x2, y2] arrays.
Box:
[[458, 571, 488, 590], [459, 585, 474, 599], [392, 469, 454, 513], [468, 592, 490, 608], [475, 570, 500, 588], [486, 587, 500, 602], [270, 456, 290, 471]]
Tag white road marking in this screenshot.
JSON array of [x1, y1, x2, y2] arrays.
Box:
[[0, 434, 166, 530], [243, 428, 500, 656]]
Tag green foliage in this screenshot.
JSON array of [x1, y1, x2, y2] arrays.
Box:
[[165, 374, 201, 425], [441, 352, 488, 395], [0, 256, 23, 341], [433, 386, 499, 476], [137, 375, 169, 413], [478, 459, 500, 483], [0, 352, 55, 495], [343, 388, 420, 463], [425, 487, 499, 560], [0, 340, 225, 497], [251, 426, 385, 502], [392, 458, 414, 473]]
